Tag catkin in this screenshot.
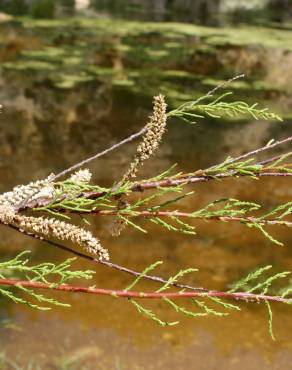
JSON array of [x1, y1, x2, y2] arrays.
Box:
[[13, 215, 109, 261], [113, 95, 167, 237], [0, 191, 109, 260], [122, 94, 167, 182], [0, 174, 55, 209], [0, 172, 109, 260]]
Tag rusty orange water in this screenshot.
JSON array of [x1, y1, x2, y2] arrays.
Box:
[[0, 107, 291, 369]]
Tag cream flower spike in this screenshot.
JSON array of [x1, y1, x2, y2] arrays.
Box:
[[69, 169, 92, 184]]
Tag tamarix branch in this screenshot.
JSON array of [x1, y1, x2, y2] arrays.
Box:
[[0, 83, 291, 338]]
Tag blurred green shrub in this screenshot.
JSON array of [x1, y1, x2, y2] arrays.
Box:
[[30, 0, 55, 19]]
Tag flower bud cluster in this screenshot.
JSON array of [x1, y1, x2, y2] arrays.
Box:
[[0, 173, 109, 260], [0, 204, 16, 224], [0, 174, 55, 209], [14, 215, 109, 261], [123, 94, 167, 181], [69, 169, 92, 184]]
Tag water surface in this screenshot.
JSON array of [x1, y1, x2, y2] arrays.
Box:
[[0, 100, 291, 369]]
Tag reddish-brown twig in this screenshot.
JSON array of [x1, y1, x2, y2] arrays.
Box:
[[18, 135, 292, 212], [20, 170, 290, 211], [78, 209, 292, 228], [130, 171, 292, 192], [0, 277, 291, 304], [67, 171, 290, 205], [4, 223, 208, 292]]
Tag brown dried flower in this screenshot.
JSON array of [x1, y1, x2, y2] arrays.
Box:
[[110, 218, 126, 237]]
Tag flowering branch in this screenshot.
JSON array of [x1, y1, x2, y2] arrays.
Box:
[[0, 86, 291, 335], [6, 222, 208, 292], [18, 138, 292, 212]]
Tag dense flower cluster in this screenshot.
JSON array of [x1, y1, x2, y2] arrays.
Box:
[[14, 215, 109, 260], [69, 169, 92, 184], [0, 204, 16, 224], [0, 174, 55, 209], [114, 95, 167, 236], [0, 171, 109, 260], [122, 94, 167, 181]]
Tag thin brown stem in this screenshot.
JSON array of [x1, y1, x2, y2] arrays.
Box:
[[53, 125, 148, 181], [130, 171, 292, 192], [18, 134, 291, 212], [207, 136, 292, 171], [4, 223, 208, 292], [78, 209, 292, 227], [0, 277, 290, 304]]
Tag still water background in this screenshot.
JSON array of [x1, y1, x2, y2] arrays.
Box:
[[0, 2, 292, 369]]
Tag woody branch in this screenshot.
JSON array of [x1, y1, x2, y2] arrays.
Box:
[[0, 277, 291, 304]]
